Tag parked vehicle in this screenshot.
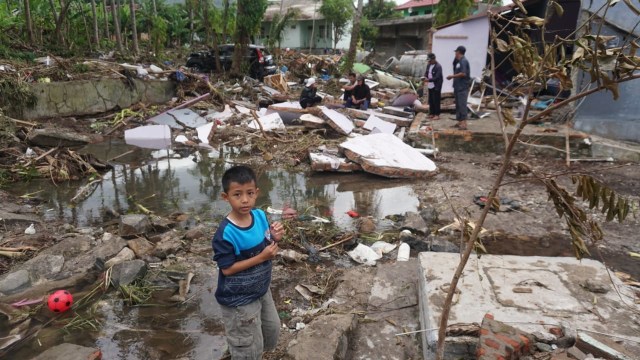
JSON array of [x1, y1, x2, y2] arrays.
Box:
[[186, 44, 276, 80]]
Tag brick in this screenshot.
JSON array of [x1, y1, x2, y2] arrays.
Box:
[[549, 327, 564, 337], [495, 333, 522, 352], [485, 313, 495, 320], [479, 328, 490, 336], [476, 347, 486, 356], [484, 338, 501, 350]]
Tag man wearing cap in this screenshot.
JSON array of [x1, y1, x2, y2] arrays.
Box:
[[447, 45, 471, 130], [424, 53, 443, 120], [299, 77, 322, 109]]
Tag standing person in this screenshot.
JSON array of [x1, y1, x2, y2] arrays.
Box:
[[447, 45, 471, 130], [425, 53, 443, 120], [212, 165, 285, 359], [299, 77, 322, 108], [342, 72, 357, 108], [350, 75, 371, 110]]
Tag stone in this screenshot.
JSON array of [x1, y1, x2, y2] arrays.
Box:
[[580, 279, 610, 294], [558, 336, 577, 348], [358, 217, 376, 234], [119, 214, 151, 237], [532, 330, 558, 344], [153, 231, 183, 259], [340, 133, 437, 178], [26, 254, 65, 282], [30, 343, 101, 360], [184, 225, 206, 241], [429, 236, 460, 253], [402, 211, 429, 235], [420, 205, 439, 227], [536, 342, 554, 352], [127, 238, 155, 258], [104, 247, 136, 269], [287, 314, 356, 360], [567, 346, 588, 360], [150, 215, 175, 232], [0, 270, 30, 295], [476, 313, 534, 359], [0, 210, 40, 227], [111, 260, 147, 286], [549, 327, 565, 337], [575, 332, 634, 360], [27, 128, 94, 147]]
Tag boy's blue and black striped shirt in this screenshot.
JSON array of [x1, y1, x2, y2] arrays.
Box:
[[212, 209, 272, 307]]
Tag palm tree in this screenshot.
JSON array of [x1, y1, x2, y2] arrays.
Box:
[[129, 0, 139, 54], [110, 0, 124, 51]]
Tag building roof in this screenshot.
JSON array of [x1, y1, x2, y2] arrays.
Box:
[[372, 14, 434, 27], [395, 0, 440, 11], [264, 0, 324, 21]]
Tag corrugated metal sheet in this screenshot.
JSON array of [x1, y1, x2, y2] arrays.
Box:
[[582, 0, 640, 36]]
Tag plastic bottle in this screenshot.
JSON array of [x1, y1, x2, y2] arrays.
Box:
[[397, 242, 410, 262]]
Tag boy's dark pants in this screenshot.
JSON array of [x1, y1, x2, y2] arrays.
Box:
[[220, 289, 280, 359]]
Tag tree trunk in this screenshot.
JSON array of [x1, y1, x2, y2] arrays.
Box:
[[110, 0, 124, 52], [53, 0, 72, 48], [129, 0, 139, 54], [230, 0, 246, 76], [221, 0, 229, 43], [90, 0, 100, 46], [202, 0, 210, 45], [102, 0, 110, 40], [309, 1, 317, 52], [344, 0, 363, 73], [333, 23, 338, 51], [188, 0, 194, 44], [23, 0, 35, 44], [78, 1, 93, 51], [151, 0, 157, 17]]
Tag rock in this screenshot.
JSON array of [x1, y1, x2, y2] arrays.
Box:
[[61, 223, 75, 233], [429, 236, 460, 253], [127, 238, 155, 258], [0, 270, 30, 295], [420, 206, 439, 227], [119, 214, 151, 237], [152, 231, 183, 259], [111, 260, 147, 286], [287, 314, 356, 360], [289, 316, 304, 329], [0, 210, 40, 227], [532, 330, 558, 344], [184, 225, 206, 241], [150, 215, 175, 232], [104, 247, 136, 269], [27, 128, 94, 147], [358, 217, 376, 234], [580, 279, 609, 294], [30, 343, 101, 360], [567, 346, 587, 360], [557, 336, 576, 349], [402, 211, 429, 235], [26, 255, 65, 283], [536, 342, 553, 352], [549, 327, 564, 337]]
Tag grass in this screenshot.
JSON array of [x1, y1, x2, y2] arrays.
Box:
[[119, 280, 156, 306]]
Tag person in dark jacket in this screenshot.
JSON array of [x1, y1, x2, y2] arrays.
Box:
[[447, 45, 471, 130], [350, 75, 371, 110], [299, 78, 322, 109], [424, 53, 443, 120], [342, 72, 357, 108]]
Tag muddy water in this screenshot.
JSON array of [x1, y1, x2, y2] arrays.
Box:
[[6, 140, 421, 359]]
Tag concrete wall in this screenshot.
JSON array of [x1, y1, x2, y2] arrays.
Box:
[[14, 79, 176, 120], [261, 19, 352, 50]]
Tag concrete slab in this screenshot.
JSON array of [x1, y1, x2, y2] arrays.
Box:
[[340, 133, 437, 178], [309, 152, 362, 173], [300, 114, 326, 129], [320, 106, 354, 135], [364, 115, 396, 134], [248, 112, 285, 131], [150, 108, 207, 129], [417, 253, 640, 359], [343, 108, 413, 127]]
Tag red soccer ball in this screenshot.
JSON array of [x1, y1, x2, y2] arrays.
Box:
[[47, 290, 73, 313]]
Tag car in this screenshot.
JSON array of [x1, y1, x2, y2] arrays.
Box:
[[186, 44, 277, 80]]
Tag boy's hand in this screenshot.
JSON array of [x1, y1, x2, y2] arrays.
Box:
[[270, 222, 285, 242], [260, 242, 279, 261]]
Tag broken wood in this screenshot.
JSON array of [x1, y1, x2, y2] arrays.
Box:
[[319, 235, 355, 251]]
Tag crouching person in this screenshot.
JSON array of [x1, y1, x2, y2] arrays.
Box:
[[213, 165, 285, 359], [350, 75, 371, 110], [299, 77, 322, 108]]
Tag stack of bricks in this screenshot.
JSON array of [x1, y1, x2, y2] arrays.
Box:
[[476, 313, 534, 360]]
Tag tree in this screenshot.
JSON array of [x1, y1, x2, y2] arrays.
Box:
[[23, 0, 34, 43], [434, 2, 640, 359], [319, 0, 353, 51], [110, 0, 124, 51], [267, 8, 299, 51], [363, 0, 400, 20], [434, 0, 473, 26], [129, 0, 139, 54], [230, 0, 267, 76], [102, 0, 110, 40], [90, 0, 100, 47], [343, 0, 363, 73]]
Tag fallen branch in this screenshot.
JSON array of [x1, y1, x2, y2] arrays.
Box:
[[70, 176, 103, 203], [0, 246, 38, 252], [319, 234, 355, 251]]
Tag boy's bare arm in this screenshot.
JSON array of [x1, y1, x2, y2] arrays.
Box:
[[221, 243, 279, 276]]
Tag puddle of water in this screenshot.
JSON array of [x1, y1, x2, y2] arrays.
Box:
[[4, 139, 421, 359], [10, 140, 420, 231]]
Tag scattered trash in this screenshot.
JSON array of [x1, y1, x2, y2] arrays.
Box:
[[370, 241, 397, 257], [11, 298, 43, 308], [397, 243, 410, 261], [346, 210, 360, 218], [347, 243, 382, 266], [279, 249, 309, 263], [473, 195, 522, 212], [170, 272, 195, 302], [24, 223, 36, 235], [124, 124, 172, 149], [295, 322, 306, 331], [295, 284, 326, 301]]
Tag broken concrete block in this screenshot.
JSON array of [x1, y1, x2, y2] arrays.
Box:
[[382, 106, 413, 118], [320, 106, 354, 135], [150, 108, 207, 129], [119, 214, 152, 237], [287, 314, 356, 360], [300, 114, 326, 129], [30, 343, 101, 360], [27, 128, 93, 147], [575, 332, 634, 360], [124, 124, 171, 149], [363, 115, 396, 134], [309, 152, 362, 173], [248, 112, 285, 131], [340, 133, 437, 178], [268, 101, 307, 124], [110, 259, 147, 286], [477, 313, 534, 359], [342, 107, 413, 127], [567, 346, 587, 360]]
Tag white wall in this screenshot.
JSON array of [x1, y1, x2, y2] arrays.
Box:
[[432, 16, 490, 93], [280, 23, 303, 49]]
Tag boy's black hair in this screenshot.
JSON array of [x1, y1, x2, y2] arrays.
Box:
[[222, 165, 257, 193], [348, 72, 356, 77]]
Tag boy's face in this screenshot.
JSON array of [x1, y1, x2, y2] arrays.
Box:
[[349, 75, 356, 83], [222, 181, 259, 216]]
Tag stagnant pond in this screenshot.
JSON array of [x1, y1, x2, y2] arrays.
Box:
[[6, 139, 422, 359]]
